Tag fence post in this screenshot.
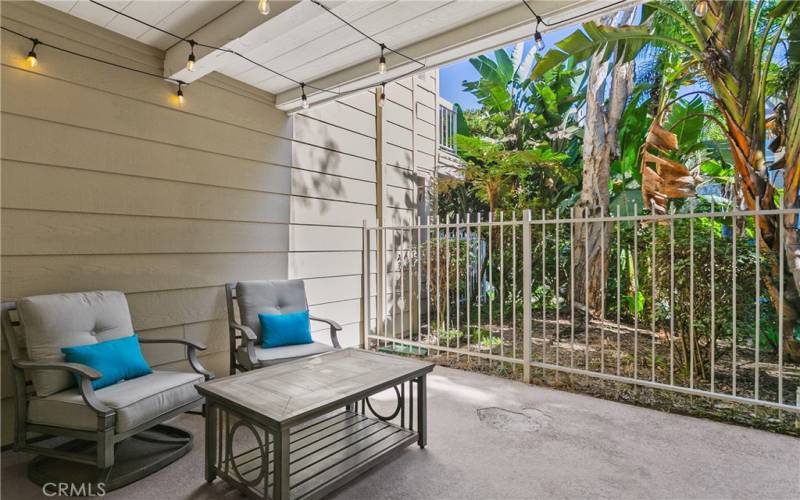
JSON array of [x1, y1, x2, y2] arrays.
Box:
[[522, 209, 532, 383], [361, 220, 370, 349]]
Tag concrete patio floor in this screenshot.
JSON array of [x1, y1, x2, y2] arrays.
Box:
[[2, 365, 798, 500]]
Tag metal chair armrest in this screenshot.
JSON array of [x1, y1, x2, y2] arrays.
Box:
[[309, 315, 342, 349], [229, 322, 258, 367], [138, 337, 207, 350], [13, 360, 113, 416], [229, 322, 257, 341], [138, 338, 214, 380], [13, 359, 102, 380]]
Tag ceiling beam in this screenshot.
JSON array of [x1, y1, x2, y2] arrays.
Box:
[[275, 0, 640, 112], [163, 0, 317, 84]]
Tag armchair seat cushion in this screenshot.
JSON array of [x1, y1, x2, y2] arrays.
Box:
[[237, 341, 333, 368], [28, 371, 203, 433]]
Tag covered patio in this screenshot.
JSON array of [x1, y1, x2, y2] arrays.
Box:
[[2, 0, 799, 498], [2, 365, 797, 500]]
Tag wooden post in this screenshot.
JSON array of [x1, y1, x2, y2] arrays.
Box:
[[375, 86, 385, 342]]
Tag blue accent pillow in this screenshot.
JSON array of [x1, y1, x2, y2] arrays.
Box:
[[61, 334, 152, 390], [259, 310, 313, 348]]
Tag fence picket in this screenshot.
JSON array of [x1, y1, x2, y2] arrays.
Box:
[[361, 206, 800, 413]]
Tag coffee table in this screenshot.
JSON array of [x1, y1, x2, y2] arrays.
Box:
[[196, 348, 434, 500]]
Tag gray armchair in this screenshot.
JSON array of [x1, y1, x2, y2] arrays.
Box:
[[1, 291, 213, 489], [225, 280, 342, 374]]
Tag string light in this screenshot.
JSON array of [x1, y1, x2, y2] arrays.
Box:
[[26, 38, 39, 67], [186, 40, 196, 72], [534, 15, 545, 51], [6, 0, 633, 110], [378, 83, 386, 108], [310, 0, 425, 69], [694, 0, 708, 17], [378, 44, 386, 74], [301, 83, 309, 109], [83, 0, 424, 106]]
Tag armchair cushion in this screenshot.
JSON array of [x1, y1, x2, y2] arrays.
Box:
[[18, 291, 135, 396], [28, 371, 203, 433], [236, 280, 308, 345], [236, 342, 333, 369], [61, 334, 152, 390]]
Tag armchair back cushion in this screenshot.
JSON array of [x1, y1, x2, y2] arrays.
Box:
[[236, 280, 308, 345], [18, 291, 135, 396]]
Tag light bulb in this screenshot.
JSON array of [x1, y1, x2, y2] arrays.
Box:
[[26, 50, 38, 68], [378, 44, 386, 74], [26, 39, 39, 68], [694, 0, 708, 17], [258, 0, 270, 16], [534, 31, 545, 51], [301, 84, 309, 109], [186, 41, 196, 72], [177, 85, 185, 105]]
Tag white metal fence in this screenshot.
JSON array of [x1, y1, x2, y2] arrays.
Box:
[[361, 206, 800, 414]]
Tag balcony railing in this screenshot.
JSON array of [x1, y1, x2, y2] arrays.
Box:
[[361, 206, 800, 415], [438, 104, 457, 154]]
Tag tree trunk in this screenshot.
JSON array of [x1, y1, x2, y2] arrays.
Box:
[[781, 78, 800, 360], [573, 9, 635, 314], [702, 1, 800, 362]]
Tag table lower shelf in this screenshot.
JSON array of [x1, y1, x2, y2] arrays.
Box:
[[214, 410, 418, 500]]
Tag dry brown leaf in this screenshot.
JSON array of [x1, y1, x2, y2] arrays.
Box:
[[646, 123, 679, 152]]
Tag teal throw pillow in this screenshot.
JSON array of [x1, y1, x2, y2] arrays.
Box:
[[259, 310, 313, 348], [61, 334, 152, 390]]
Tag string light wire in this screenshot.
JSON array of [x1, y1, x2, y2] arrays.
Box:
[[2, 25, 185, 85], [86, 0, 417, 99], [6, 0, 636, 107], [521, 0, 630, 28], [309, 0, 426, 69]]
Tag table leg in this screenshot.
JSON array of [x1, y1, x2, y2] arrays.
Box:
[[204, 403, 216, 483], [273, 428, 291, 500], [416, 375, 427, 448]]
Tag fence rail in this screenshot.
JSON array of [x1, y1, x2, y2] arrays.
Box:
[[361, 205, 800, 414]]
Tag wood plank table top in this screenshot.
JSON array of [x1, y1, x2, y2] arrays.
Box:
[[196, 348, 434, 428]]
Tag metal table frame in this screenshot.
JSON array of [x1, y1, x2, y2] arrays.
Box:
[[197, 350, 432, 500]]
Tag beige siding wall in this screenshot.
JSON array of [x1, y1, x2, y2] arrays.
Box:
[[274, 78, 446, 349], [0, 2, 440, 445], [0, 2, 294, 445], [289, 92, 377, 348], [291, 73, 440, 347]]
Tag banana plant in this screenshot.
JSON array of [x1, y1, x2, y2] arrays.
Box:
[[462, 42, 586, 154], [531, 0, 800, 360]]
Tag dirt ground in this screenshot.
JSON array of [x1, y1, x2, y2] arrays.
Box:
[[378, 313, 800, 436]]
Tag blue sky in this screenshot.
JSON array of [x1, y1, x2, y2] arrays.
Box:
[[439, 25, 579, 110]]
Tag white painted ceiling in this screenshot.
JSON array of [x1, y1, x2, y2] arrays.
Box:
[[36, 0, 637, 110], [38, 1, 238, 49], [217, 1, 517, 95]]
